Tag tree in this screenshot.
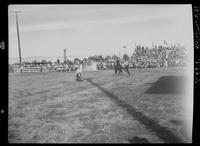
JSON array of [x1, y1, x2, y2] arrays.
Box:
[[105, 56, 111, 62], [48, 60, 52, 65], [66, 59, 73, 65], [88, 56, 94, 61], [41, 60, 47, 64], [112, 54, 119, 61], [97, 55, 104, 62], [74, 58, 81, 64], [122, 54, 129, 61], [83, 58, 88, 62], [82, 58, 88, 65], [88, 56, 98, 62], [32, 60, 37, 65]]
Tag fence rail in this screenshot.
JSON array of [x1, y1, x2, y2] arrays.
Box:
[[22, 67, 41, 72]]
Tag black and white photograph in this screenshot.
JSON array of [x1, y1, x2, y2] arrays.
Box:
[[8, 4, 193, 143]]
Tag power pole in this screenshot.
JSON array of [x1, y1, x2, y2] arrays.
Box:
[[64, 49, 67, 63], [11, 11, 22, 66]]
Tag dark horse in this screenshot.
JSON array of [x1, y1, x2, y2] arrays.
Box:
[[114, 60, 130, 76], [76, 72, 82, 81]]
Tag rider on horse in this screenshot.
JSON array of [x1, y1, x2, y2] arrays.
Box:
[[115, 59, 130, 75]]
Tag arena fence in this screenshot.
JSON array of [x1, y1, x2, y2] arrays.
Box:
[[22, 67, 42, 72]]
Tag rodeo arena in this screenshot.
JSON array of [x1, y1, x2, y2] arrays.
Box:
[[8, 42, 193, 143], [7, 3, 197, 143]]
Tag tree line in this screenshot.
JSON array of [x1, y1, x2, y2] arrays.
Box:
[[12, 43, 188, 68]]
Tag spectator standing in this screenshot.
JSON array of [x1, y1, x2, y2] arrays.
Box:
[[19, 65, 23, 73]]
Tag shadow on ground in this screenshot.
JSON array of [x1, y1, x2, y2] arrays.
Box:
[[128, 136, 150, 143], [145, 76, 188, 94], [86, 78, 185, 143]]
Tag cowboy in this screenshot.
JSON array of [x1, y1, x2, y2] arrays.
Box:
[[75, 61, 83, 81], [115, 59, 123, 74], [19, 65, 23, 73]]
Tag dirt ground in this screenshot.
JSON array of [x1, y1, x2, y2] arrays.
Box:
[[8, 67, 192, 143]]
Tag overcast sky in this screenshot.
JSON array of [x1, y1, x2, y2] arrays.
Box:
[[8, 4, 193, 59]]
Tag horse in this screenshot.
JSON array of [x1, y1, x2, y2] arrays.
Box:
[[114, 60, 130, 76], [114, 63, 123, 74], [76, 72, 82, 81], [121, 63, 130, 76]]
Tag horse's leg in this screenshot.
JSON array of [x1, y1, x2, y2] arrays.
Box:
[[119, 68, 122, 74], [119, 66, 123, 74], [123, 67, 126, 74], [117, 67, 120, 74], [123, 66, 130, 76], [116, 65, 120, 75], [115, 67, 117, 74], [127, 66, 130, 76], [127, 69, 130, 76]]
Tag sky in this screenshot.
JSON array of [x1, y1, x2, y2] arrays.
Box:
[[8, 4, 193, 60]]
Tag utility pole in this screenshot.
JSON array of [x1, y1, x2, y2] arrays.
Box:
[[64, 49, 67, 63], [11, 11, 22, 66]]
